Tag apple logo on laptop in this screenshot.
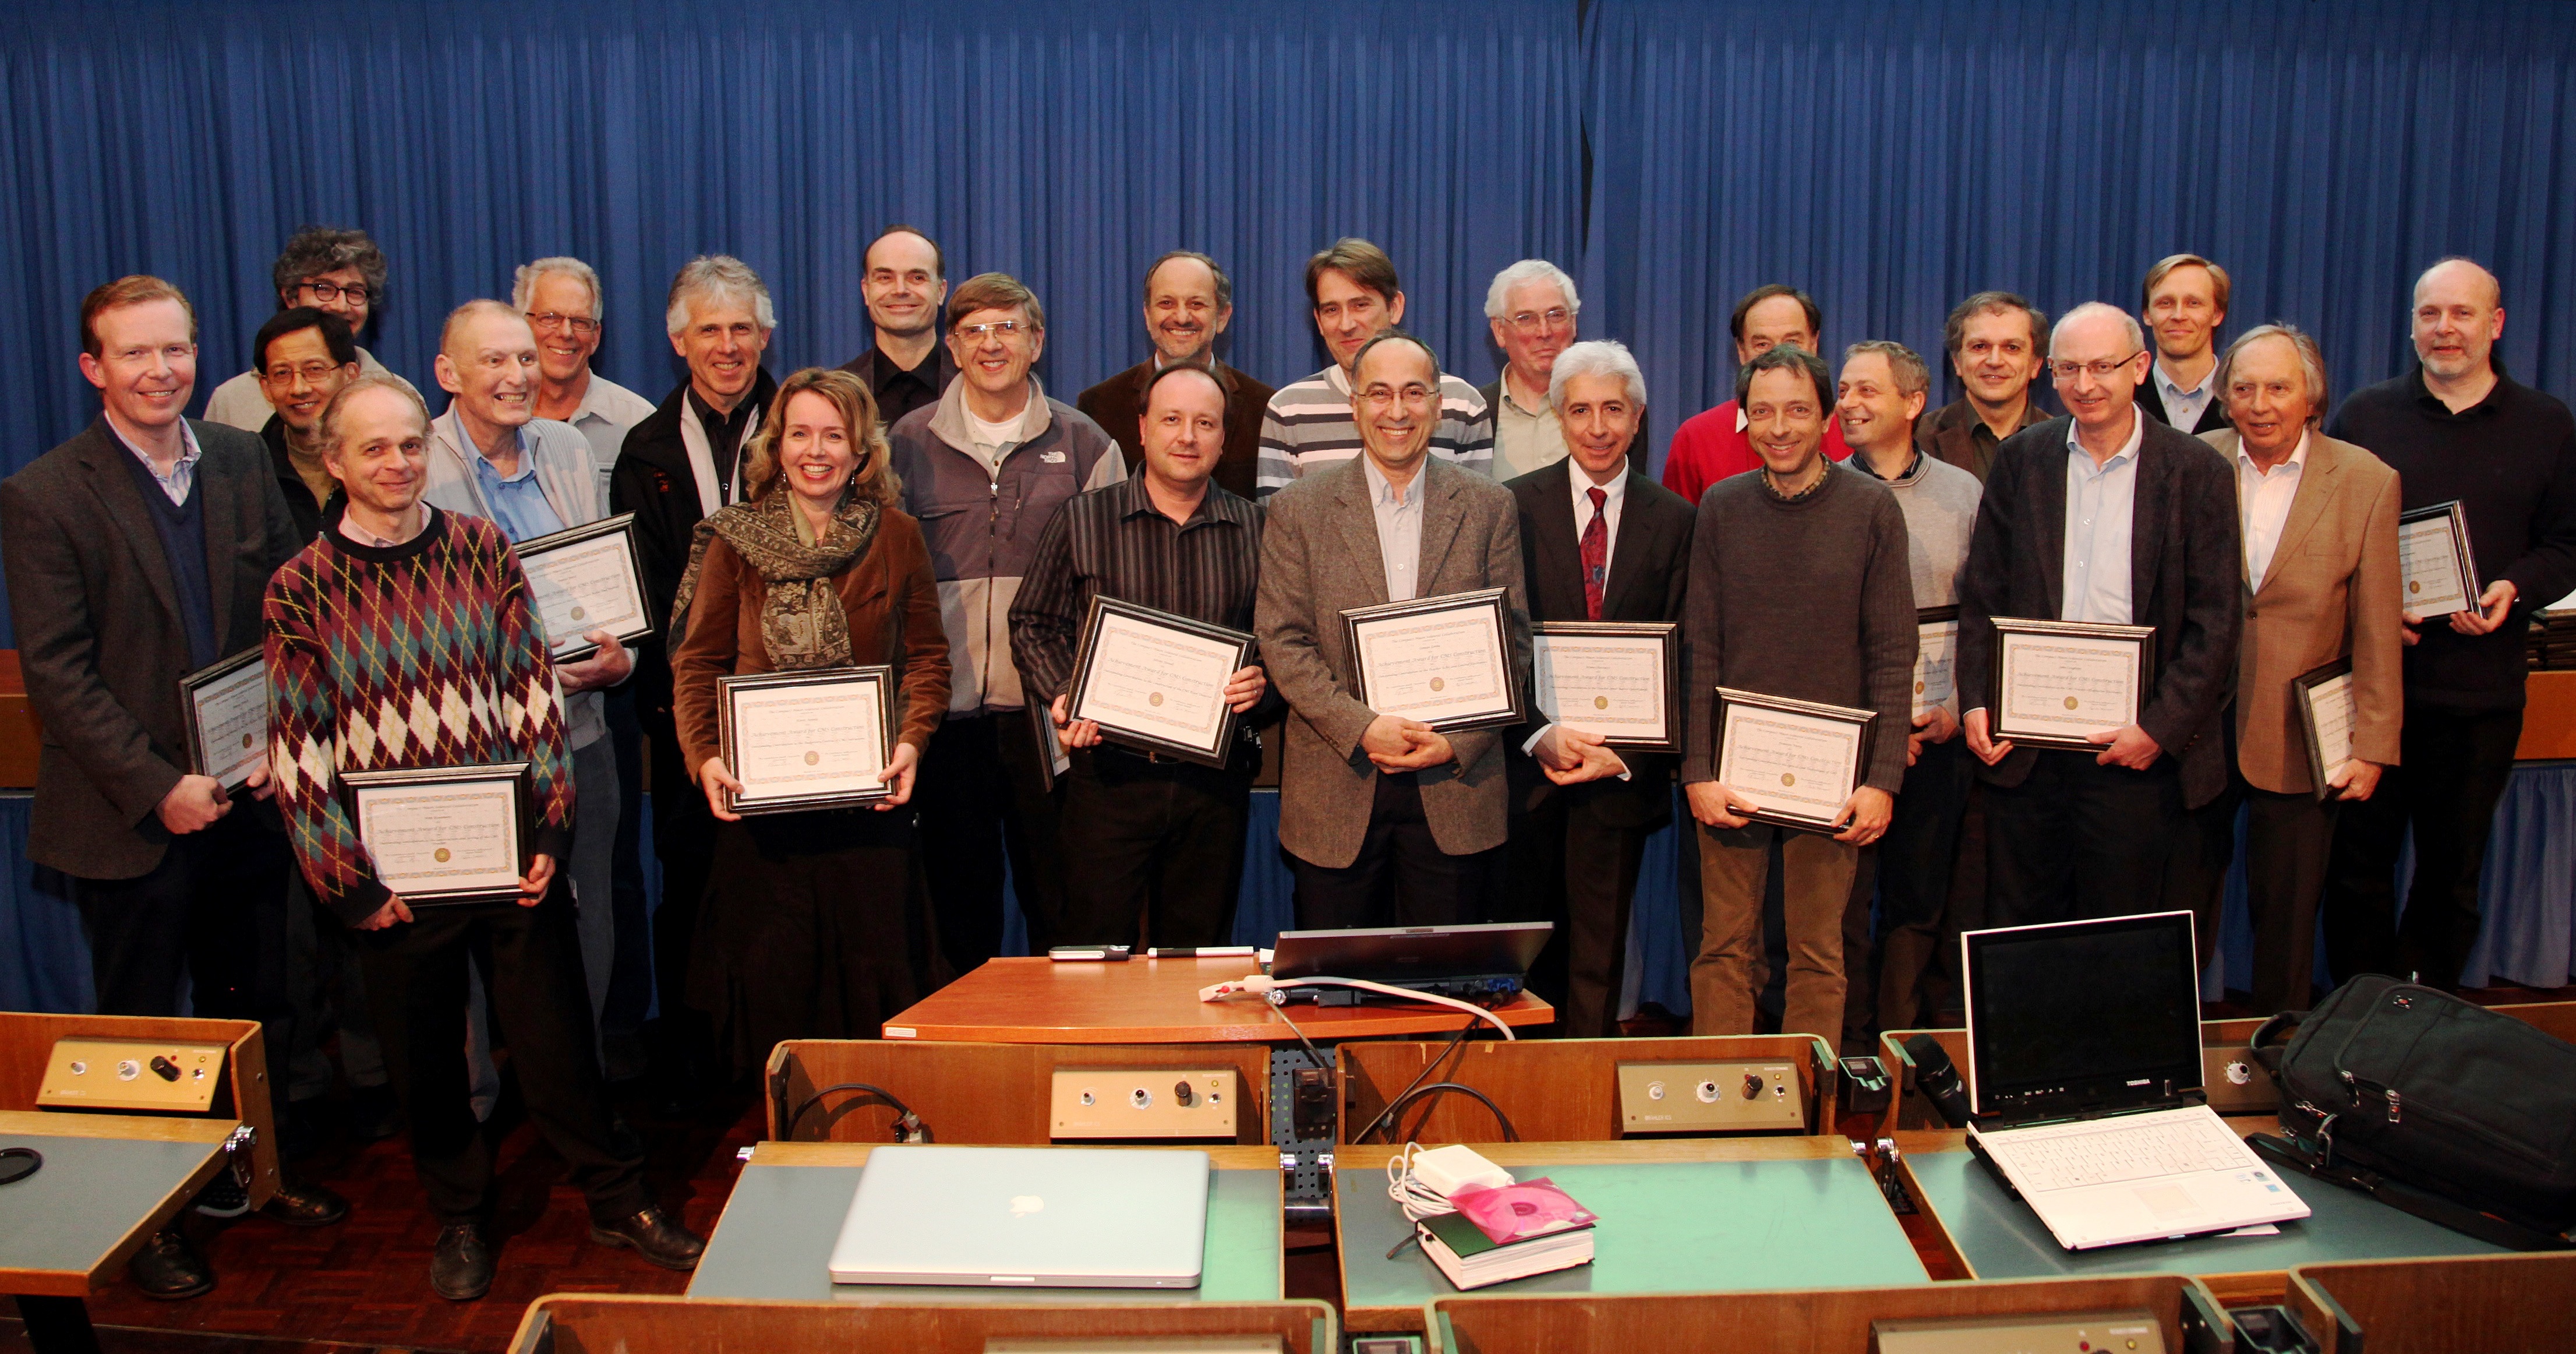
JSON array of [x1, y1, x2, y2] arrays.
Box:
[[1009, 1194, 1045, 1218]]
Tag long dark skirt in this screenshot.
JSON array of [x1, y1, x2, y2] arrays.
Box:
[[687, 806, 937, 1073]]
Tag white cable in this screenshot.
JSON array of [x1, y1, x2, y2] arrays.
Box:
[[1198, 974, 1518, 1041], [1386, 1143, 1457, 1222]]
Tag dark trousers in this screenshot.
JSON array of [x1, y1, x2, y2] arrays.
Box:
[[353, 887, 647, 1224], [644, 704, 716, 1041], [1502, 785, 1656, 1039], [600, 683, 653, 1057], [1848, 736, 1976, 1038], [72, 809, 296, 1120], [2324, 703, 2523, 992], [916, 710, 1070, 970], [1984, 750, 2185, 927], [2159, 717, 2345, 1014], [1056, 750, 1251, 948], [1289, 773, 1497, 930]]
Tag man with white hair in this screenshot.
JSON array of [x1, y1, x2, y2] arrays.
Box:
[[518, 256, 656, 498], [1956, 302, 2240, 927], [1476, 260, 1651, 482], [608, 255, 778, 1085]]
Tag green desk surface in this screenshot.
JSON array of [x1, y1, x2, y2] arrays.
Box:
[[1906, 1144, 2507, 1279], [689, 1162, 1283, 1303], [1336, 1154, 1927, 1327], [0, 1129, 224, 1281]]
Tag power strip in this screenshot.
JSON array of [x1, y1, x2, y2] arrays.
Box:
[[1616, 1060, 1805, 1134], [1050, 1069, 1239, 1140]]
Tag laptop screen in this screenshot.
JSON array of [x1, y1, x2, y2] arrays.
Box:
[[1962, 911, 2204, 1118]]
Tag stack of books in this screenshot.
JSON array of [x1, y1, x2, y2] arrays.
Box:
[[2528, 609, 2576, 671], [1414, 1178, 1597, 1290]]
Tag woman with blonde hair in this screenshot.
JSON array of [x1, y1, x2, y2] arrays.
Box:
[[669, 366, 949, 1067]]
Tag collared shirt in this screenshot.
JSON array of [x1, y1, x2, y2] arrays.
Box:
[[1362, 455, 1425, 601], [116, 418, 204, 506], [2156, 360, 2219, 432], [1569, 458, 1628, 580], [1492, 376, 1568, 480], [870, 342, 951, 429], [561, 370, 656, 501], [2062, 410, 2146, 624], [2236, 430, 2310, 587], [464, 426, 567, 545], [1006, 474, 1264, 708], [688, 386, 759, 496]]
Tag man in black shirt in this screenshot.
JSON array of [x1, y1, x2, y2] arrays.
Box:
[[251, 307, 361, 541], [836, 225, 954, 427], [2321, 258, 2576, 991]]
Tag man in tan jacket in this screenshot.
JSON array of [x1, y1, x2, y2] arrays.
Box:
[[2172, 325, 2402, 1013]]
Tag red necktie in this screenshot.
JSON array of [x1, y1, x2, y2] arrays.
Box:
[[1580, 486, 1608, 620]]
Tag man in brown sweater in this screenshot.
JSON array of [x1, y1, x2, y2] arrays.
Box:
[[1681, 345, 1918, 1039]]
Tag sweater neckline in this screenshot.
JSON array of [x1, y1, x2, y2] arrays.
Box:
[[324, 503, 446, 563]]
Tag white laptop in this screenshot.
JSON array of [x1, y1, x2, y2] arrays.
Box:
[[1960, 911, 2309, 1250], [827, 1144, 1210, 1288]]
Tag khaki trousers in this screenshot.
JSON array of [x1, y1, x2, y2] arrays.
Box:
[[1690, 822, 1857, 1039]]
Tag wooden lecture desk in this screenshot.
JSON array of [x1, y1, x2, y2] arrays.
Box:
[[881, 954, 1553, 1043], [2287, 1251, 2576, 1352], [510, 1292, 1339, 1353], [0, 1110, 242, 1354], [688, 1141, 1285, 1306]]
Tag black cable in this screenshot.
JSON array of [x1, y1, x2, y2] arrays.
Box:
[[1384, 1082, 1518, 1143], [787, 1081, 930, 1143], [1354, 1018, 1480, 1144], [1265, 995, 1330, 1073]]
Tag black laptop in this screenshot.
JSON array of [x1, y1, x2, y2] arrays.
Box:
[[1265, 922, 1550, 1002]]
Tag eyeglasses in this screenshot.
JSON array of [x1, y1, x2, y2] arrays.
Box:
[[262, 360, 344, 385], [1506, 307, 1573, 335], [526, 312, 601, 336], [2050, 353, 2142, 381], [957, 320, 1031, 340], [1359, 383, 1437, 409], [299, 280, 370, 305]]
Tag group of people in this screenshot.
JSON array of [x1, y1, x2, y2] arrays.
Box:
[[7, 219, 2573, 1302]]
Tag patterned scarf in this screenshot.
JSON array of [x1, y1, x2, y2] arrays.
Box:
[[669, 489, 881, 671]]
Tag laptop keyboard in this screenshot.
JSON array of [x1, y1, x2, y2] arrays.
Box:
[[1985, 1114, 2248, 1192]]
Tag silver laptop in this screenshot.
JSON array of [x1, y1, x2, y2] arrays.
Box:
[[1961, 911, 2309, 1251], [828, 1144, 1210, 1288]]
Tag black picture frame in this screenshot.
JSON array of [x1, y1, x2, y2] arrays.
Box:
[[2397, 499, 2480, 620], [2292, 656, 2358, 803], [717, 665, 896, 814], [178, 646, 267, 789], [1711, 686, 1878, 833], [1988, 616, 2158, 753], [338, 761, 533, 906], [1029, 698, 1070, 793], [1065, 595, 1256, 768], [1529, 620, 1680, 753], [513, 513, 655, 662], [1913, 605, 1961, 718], [1340, 587, 1526, 734]]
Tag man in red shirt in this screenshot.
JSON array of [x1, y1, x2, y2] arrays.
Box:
[[1660, 284, 1851, 503]]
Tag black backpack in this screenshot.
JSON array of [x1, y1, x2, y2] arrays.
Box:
[[2248, 974, 2576, 1250]]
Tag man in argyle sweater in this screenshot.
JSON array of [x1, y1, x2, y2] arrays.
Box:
[[264, 375, 703, 1301]]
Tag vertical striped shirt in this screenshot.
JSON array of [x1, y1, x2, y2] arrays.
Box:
[[1253, 362, 1493, 498], [1008, 474, 1266, 704]]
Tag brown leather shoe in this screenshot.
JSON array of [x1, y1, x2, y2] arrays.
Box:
[[430, 1221, 494, 1301], [128, 1227, 214, 1300], [260, 1179, 349, 1228], [588, 1205, 705, 1271]]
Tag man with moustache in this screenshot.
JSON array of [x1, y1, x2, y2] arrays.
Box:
[[205, 225, 415, 431], [1478, 260, 1653, 483], [1660, 284, 1853, 503], [837, 225, 957, 429], [252, 307, 362, 539], [1918, 291, 2051, 482], [1077, 250, 1275, 502], [1500, 340, 1693, 1036], [1013, 364, 1274, 947], [2138, 254, 2235, 435]]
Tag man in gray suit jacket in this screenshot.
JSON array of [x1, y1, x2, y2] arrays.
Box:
[[0, 277, 346, 1298], [1256, 330, 1529, 928]]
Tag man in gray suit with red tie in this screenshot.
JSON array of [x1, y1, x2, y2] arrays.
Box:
[[1500, 341, 1694, 1036]]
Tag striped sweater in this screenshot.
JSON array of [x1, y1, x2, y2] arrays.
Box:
[[263, 505, 574, 924], [1253, 362, 1493, 498]]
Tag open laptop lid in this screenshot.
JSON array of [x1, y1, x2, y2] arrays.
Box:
[[1267, 921, 1550, 984], [1962, 910, 2204, 1122]]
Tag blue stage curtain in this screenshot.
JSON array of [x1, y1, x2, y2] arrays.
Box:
[[1579, 0, 2576, 482]]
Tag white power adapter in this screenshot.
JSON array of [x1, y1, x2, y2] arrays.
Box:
[[1408, 1143, 1514, 1197]]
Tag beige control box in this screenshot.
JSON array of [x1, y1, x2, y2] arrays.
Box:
[[1872, 1307, 2164, 1353], [1050, 1069, 1238, 1140], [38, 1039, 228, 1113], [1616, 1060, 1804, 1134]]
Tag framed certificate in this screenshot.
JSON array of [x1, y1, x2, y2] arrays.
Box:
[[340, 762, 532, 906], [179, 647, 268, 790], [2397, 500, 2479, 620], [1989, 617, 2158, 752], [514, 513, 653, 662], [2292, 657, 2361, 802], [1067, 596, 1256, 767], [717, 667, 895, 814], [1341, 588, 1525, 734], [1029, 700, 1070, 792], [1531, 620, 1679, 752], [1913, 605, 1960, 719], [1712, 687, 1877, 832]]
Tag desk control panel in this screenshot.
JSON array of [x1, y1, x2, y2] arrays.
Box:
[[2202, 1045, 2280, 1115], [37, 1039, 227, 1113], [1872, 1309, 2165, 1353], [1050, 1068, 1239, 1140], [1617, 1060, 1805, 1134]]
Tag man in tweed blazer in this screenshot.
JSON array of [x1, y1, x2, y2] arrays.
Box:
[[1257, 330, 1529, 929]]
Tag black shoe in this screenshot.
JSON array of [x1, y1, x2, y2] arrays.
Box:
[[430, 1221, 494, 1301], [347, 1084, 405, 1143], [192, 1173, 250, 1219], [260, 1179, 349, 1228], [128, 1228, 214, 1300], [589, 1206, 705, 1271]]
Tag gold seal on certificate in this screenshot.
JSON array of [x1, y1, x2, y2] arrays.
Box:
[[716, 667, 896, 814], [339, 762, 532, 905], [2397, 500, 2478, 620], [1341, 587, 1525, 733], [1913, 605, 1960, 718], [179, 647, 268, 789], [2292, 657, 2361, 802], [1989, 617, 2157, 751], [1066, 596, 1255, 768], [513, 513, 653, 661], [1712, 688, 1876, 831], [1530, 620, 1679, 752]]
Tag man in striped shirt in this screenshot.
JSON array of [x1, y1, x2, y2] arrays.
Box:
[[1254, 237, 1492, 497], [1010, 364, 1273, 947]]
